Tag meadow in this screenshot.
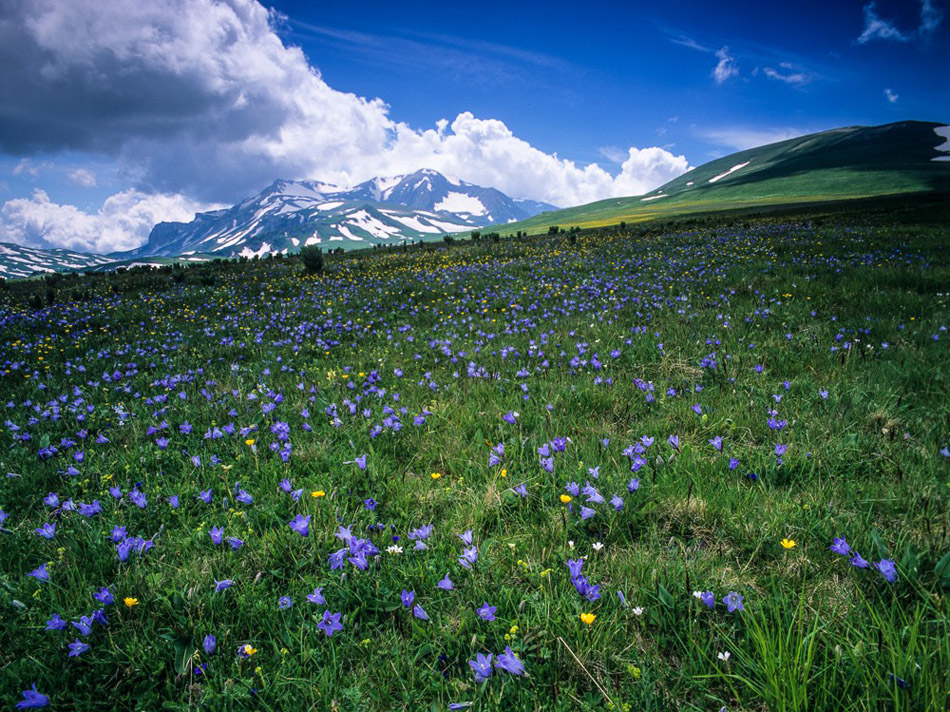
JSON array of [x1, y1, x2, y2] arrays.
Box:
[[0, 211, 948, 711]]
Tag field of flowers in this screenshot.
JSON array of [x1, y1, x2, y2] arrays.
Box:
[[0, 216, 948, 711]]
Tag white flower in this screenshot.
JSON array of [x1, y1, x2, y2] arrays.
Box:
[[567, 540, 575, 549], [592, 542, 604, 552], [386, 545, 403, 555], [717, 651, 731, 662], [692, 591, 703, 599], [632, 606, 644, 616]]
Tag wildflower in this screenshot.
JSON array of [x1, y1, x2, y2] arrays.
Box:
[[72, 616, 93, 636], [204, 634, 217, 655], [317, 610, 343, 637], [68, 639, 90, 657], [28, 563, 49, 582], [288, 514, 311, 537], [610, 494, 624, 511], [437, 574, 454, 591], [723, 591, 744, 613], [560, 494, 573, 503], [513, 482, 528, 497], [668, 434, 680, 451], [215, 579, 234, 592], [311, 490, 326, 498], [632, 606, 645, 616], [401, 590, 415, 608], [430, 472, 442, 480], [592, 542, 604, 552], [717, 651, 731, 662], [459, 546, 478, 569], [579, 506, 596, 520], [209, 526, 224, 545], [123, 597, 139, 608], [830, 537, 851, 555], [476, 603, 497, 621], [628, 478, 640, 492], [307, 587, 326, 605], [494, 646, 525, 676], [35, 523, 56, 539], [469, 652, 493, 682], [781, 538, 796, 549], [694, 590, 716, 609], [708, 436, 723, 451], [580, 612, 596, 625], [15, 683, 49, 709], [850, 552, 870, 569], [875, 559, 898, 583], [238, 644, 258, 657], [354, 454, 367, 470], [278, 596, 293, 610], [45, 614, 67, 631], [412, 604, 430, 621]]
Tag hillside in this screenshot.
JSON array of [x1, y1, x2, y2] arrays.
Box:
[[503, 120, 950, 234]]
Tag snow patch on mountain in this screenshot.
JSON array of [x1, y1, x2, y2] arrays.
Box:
[[435, 192, 488, 215]]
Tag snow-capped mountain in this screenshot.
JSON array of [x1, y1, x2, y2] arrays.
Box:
[[0, 242, 114, 280], [123, 169, 557, 258]]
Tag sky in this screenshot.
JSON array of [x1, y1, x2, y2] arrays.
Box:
[[0, 0, 947, 254]]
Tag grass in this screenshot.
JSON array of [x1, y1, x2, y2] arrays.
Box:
[[0, 207, 947, 711]]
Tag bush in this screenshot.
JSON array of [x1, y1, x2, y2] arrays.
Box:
[[300, 245, 324, 274]]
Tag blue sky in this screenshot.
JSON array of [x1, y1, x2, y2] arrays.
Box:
[[0, 0, 946, 253]]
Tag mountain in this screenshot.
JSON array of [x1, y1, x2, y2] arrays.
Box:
[[124, 169, 557, 258], [500, 120, 950, 234], [0, 242, 114, 280]]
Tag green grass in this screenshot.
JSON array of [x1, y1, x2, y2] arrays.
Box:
[[0, 207, 947, 711]]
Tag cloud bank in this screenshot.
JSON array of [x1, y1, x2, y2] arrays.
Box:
[[0, 0, 690, 253]]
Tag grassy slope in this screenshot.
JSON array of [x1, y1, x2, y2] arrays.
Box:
[[503, 121, 950, 234], [0, 205, 947, 711]]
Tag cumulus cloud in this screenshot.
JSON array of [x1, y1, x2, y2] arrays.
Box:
[[68, 169, 97, 187], [884, 88, 899, 103], [712, 47, 739, 84], [0, 0, 691, 252], [0, 189, 209, 253]]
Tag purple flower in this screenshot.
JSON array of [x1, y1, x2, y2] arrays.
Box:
[[28, 563, 49, 582], [72, 616, 94, 636], [476, 602, 497, 621], [668, 434, 680, 450], [627, 478, 640, 493], [317, 610, 343, 637], [830, 537, 851, 556], [728, 457, 740, 471], [699, 590, 715, 609], [168, 494, 179, 509], [502, 411, 518, 424], [68, 638, 90, 657], [850, 552, 870, 569], [35, 523, 56, 539], [214, 579, 234, 592], [307, 587, 326, 605], [459, 546, 478, 570], [354, 454, 367, 471], [278, 596, 293, 610], [469, 652, 493, 682], [610, 494, 624, 511], [401, 590, 415, 608], [288, 514, 311, 537], [708, 436, 723, 451], [723, 591, 744, 613], [16, 683, 49, 709], [437, 574, 454, 591], [513, 482, 528, 498], [45, 613, 67, 631], [774, 443, 788, 457], [43, 492, 59, 507], [494, 646, 525, 676], [235, 490, 253, 505], [94, 587, 114, 606], [579, 506, 596, 520], [412, 604, 430, 621], [458, 530, 474, 546], [227, 537, 244, 550], [875, 559, 897, 583], [203, 634, 217, 655], [199, 489, 213, 503], [363, 498, 377, 511]]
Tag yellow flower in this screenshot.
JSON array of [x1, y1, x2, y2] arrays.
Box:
[[243, 645, 258, 656], [560, 494, 573, 503], [781, 538, 796, 549], [124, 597, 139, 607], [311, 490, 326, 498], [500, 468, 507, 478], [245, 439, 255, 447], [580, 612, 596, 626], [431, 472, 442, 480]]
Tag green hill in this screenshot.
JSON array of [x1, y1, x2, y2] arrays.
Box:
[[502, 120, 950, 234]]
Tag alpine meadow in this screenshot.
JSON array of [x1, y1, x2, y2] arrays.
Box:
[[1, 1, 949, 711]]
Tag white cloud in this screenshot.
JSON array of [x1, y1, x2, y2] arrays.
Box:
[[0, 0, 692, 250], [884, 88, 899, 103], [712, 47, 739, 84], [0, 189, 209, 253], [856, 1, 941, 43], [68, 168, 97, 187], [763, 63, 811, 86], [12, 159, 40, 177]]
